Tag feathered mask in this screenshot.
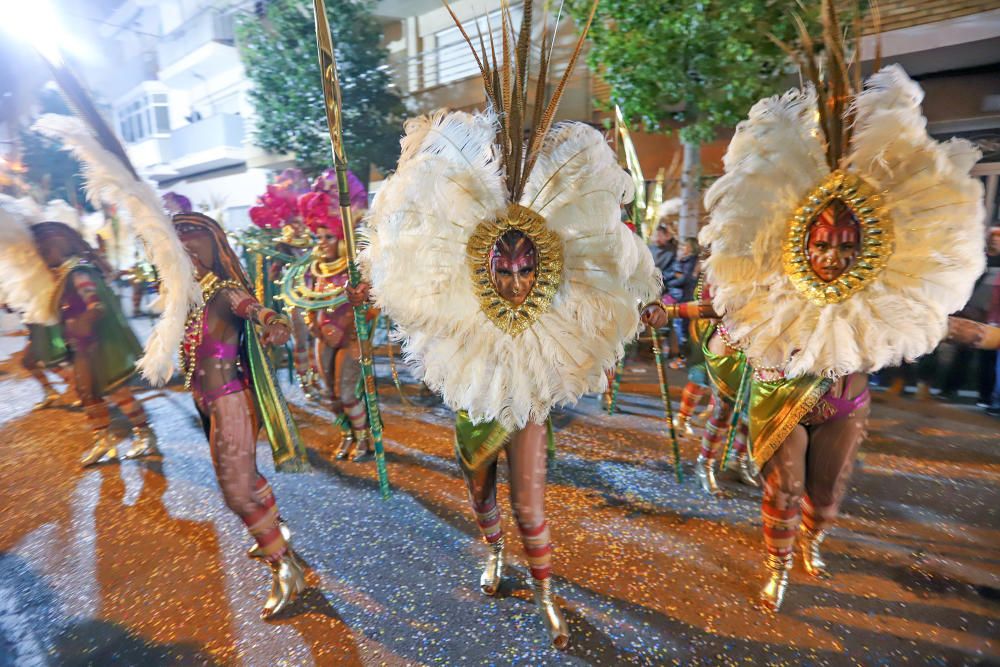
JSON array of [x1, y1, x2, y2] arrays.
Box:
[[363, 0, 660, 431], [700, 0, 985, 379]]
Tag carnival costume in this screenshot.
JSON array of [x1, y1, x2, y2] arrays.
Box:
[[362, 1, 656, 648], [176, 212, 309, 619], [32, 221, 154, 465], [283, 173, 373, 461], [686, 281, 758, 496], [246, 170, 317, 397], [0, 197, 74, 409], [695, 4, 985, 611], [32, 114, 312, 617]]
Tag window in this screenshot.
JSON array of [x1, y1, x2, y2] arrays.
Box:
[[432, 5, 522, 87], [117, 92, 170, 143]]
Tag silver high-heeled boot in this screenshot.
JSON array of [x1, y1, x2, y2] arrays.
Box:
[[81, 430, 118, 467], [695, 453, 727, 498], [532, 577, 570, 649], [758, 553, 792, 612], [479, 537, 505, 596], [799, 527, 830, 579]]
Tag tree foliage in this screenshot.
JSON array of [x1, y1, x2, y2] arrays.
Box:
[[19, 88, 89, 207], [236, 0, 405, 180], [568, 0, 816, 144]]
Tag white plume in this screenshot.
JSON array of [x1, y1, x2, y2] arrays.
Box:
[[0, 195, 57, 324], [702, 66, 985, 378], [364, 110, 659, 430], [32, 114, 201, 385], [43, 199, 81, 228]]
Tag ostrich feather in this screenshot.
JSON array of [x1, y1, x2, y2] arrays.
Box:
[[702, 66, 984, 378], [32, 114, 201, 385], [0, 195, 57, 324], [42, 199, 81, 228], [364, 110, 659, 430]]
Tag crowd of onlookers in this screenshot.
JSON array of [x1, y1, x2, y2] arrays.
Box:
[[649, 222, 1000, 417]]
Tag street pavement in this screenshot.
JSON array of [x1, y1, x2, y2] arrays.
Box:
[[0, 309, 997, 666]]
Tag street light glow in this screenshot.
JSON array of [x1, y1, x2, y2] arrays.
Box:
[[0, 0, 66, 64]]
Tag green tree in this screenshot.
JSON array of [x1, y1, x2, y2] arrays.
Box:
[[569, 0, 816, 237], [236, 0, 405, 181], [19, 88, 89, 207]]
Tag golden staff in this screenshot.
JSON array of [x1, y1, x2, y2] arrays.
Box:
[[311, 0, 390, 497]]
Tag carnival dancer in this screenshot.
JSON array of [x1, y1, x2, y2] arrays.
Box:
[[246, 172, 318, 398], [31, 220, 156, 465], [176, 211, 308, 619], [0, 196, 75, 409], [289, 177, 373, 461], [357, 0, 657, 648], [647, 1, 986, 611], [690, 281, 758, 496]]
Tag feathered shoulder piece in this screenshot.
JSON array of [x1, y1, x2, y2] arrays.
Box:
[[0, 195, 57, 324], [33, 114, 200, 385], [700, 0, 985, 378], [363, 0, 659, 430]]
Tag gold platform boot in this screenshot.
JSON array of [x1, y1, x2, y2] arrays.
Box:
[[351, 429, 373, 462], [799, 527, 830, 579], [695, 453, 727, 498], [479, 537, 505, 596], [758, 553, 792, 612], [81, 430, 118, 467], [532, 578, 570, 650], [261, 547, 307, 620], [34, 391, 60, 410], [335, 429, 354, 460], [122, 426, 160, 460]]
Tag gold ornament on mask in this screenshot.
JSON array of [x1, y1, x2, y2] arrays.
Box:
[[782, 170, 893, 306], [467, 204, 562, 337]]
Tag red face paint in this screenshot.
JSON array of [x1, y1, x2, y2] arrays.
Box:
[[807, 202, 860, 282], [490, 230, 538, 306]]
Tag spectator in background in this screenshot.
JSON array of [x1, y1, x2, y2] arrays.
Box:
[[649, 222, 678, 288], [940, 226, 1000, 406], [987, 228, 1000, 416], [666, 237, 700, 367], [649, 222, 680, 357]]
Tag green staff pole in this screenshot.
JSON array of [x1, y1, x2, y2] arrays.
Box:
[[649, 325, 683, 482], [719, 355, 751, 470], [312, 0, 390, 498]]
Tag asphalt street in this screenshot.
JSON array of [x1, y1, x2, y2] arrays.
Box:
[[0, 310, 996, 666]]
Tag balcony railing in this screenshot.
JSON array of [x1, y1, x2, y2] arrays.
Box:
[[158, 8, 235, 69], [170, 113, 245, 159]]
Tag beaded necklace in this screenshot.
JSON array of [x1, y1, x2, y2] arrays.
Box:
[[180, 272, 244, 389]]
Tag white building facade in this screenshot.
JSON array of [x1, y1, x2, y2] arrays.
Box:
[[84, 0, 290, 229]]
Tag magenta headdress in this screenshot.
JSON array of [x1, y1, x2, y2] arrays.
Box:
[[298, 191, 344, 239], [249, 183, 298, 229], [162, 191, 192, 214], [314, 168, 368, 211], [274, 168, 310, 195]]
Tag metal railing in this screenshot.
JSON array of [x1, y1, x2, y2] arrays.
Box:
[[158, 8, 236, 68], [170, 113, 245, 157]]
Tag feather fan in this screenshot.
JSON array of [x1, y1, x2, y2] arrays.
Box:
[[32, 114, 200, 385], [0, 195, 57, 324]]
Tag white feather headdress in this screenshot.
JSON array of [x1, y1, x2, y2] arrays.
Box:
[[32, 114, 201, 385], [0, 195, 57, 324], [43, 199, 81, 228], [365, 111, 659, 430], [701, 63, 984, 379]]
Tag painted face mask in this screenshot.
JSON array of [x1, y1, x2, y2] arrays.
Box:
[[806, 200, 860, 282], [489, 229, 537, 307]]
